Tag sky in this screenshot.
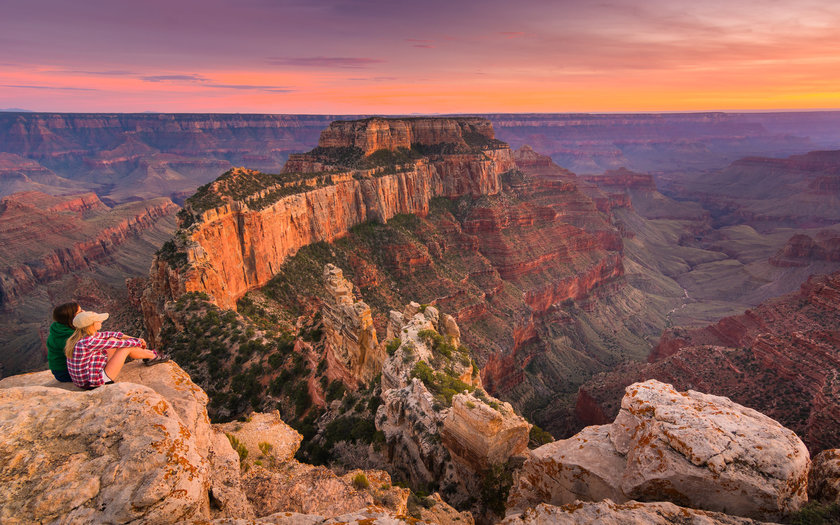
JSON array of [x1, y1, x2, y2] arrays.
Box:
[[1, 0, 839, 113]]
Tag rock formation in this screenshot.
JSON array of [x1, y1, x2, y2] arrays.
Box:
[[141, 117, 515, 347], [315, 116, 500, 155], [509, 380, 810, 520], [769, 232, 840, 267], [500, 500, 771, 525], [0, 361, 468, 524], [321, 264, 383, 384], [809, 449, 840, 504], [376, 300, 530, 507], [578, 271, 840, 454]]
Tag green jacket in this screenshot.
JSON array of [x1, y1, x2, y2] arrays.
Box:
[[47, 322, 75, 372]]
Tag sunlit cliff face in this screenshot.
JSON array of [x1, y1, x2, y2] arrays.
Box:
[[2, 0, 839, 113]]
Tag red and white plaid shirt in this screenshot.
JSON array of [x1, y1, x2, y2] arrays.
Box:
[[67, 331, 141, 389]]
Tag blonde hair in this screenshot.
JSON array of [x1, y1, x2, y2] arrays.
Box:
[[65, 324, 98, 358]]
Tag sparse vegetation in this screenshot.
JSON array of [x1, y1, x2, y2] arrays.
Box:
[[226, 433, 248, 464], [351, 472, 370, 490], [411, 360, 474, 406]]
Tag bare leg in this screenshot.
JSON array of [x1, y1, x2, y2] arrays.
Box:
[[104, 346, 155, 380]]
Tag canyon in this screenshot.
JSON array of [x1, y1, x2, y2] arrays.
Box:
[[2, 113, 840, 522], [0, 191, 177, 375], [3, 111, 840, 205]]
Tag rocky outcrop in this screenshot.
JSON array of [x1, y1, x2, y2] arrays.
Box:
[[501, 500, 771, 525], [322, 264, 383, 384], [376, 300, 529, 506], [316, 116, 499, 155], [0, 191, 177, 307], [0, 361, 469, 524], [0, 362, 219, 524], [441, 391, 530, 471], [509, 380, 810, 520], [583, 271, 840, 455], [809, 449, 840, 503], [216, 411, 303, 464], [769, 232, 840, 267]]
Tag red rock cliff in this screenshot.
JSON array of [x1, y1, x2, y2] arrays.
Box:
[[317, 117, 498, 155], [142, 118, 515, 346]]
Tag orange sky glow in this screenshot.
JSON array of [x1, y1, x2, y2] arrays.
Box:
[[2, 0, 839, 113]]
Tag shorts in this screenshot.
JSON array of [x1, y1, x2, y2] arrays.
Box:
[[100, 368, 114, 385]]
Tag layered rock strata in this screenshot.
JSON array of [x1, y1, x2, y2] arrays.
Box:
[[508, 380, 810, 520], [321, 264, 383, 384], [141, 117, 515, 347], [0, 191, 177, 307]]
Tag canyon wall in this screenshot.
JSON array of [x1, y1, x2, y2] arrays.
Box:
[[576, 271, 840, 454], [0, 191, 177, 307], [142, 118, 515, 346]]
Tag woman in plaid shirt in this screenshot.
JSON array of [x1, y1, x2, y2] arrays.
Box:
[[65, 310, 161, 389]]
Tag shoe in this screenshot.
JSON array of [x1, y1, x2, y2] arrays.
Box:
[[143, 354, 171, 366]]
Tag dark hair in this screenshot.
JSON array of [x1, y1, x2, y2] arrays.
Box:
[[53, 302, 80, 327]]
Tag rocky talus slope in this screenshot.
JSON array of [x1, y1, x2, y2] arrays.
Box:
[[577, 271, 840, 454], [1, 365, 829, 524]]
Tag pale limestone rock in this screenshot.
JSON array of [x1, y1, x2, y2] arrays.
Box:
[[441, 392, 529, 471], [442, 313, 461, 345], [0, 383, 209, 524], [206, 430, 255, 519], [500, 500, 772, 525], [216, 410, 303, 464], [809, 449, 840, 503], [377, 379, 451, 487], [321, 264, 383, 383], [0, 362, 255, 521], [506, 425, 626, 512], [415, 493, 475, 525], [241, 462, 408, 519], [508, 380, 810, 520]]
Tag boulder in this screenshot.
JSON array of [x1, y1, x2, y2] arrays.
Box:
[[216, 410, 303, 464], [240, 463, 408, 519], [441, 391, 530, 471], [508, 380, 810, 520], [0, 383, 209, 524], [500, 500, 772, 525], [809, 449, 840, 503]]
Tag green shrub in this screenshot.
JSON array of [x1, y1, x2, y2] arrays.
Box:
[[352, 472, 370, 490], [528, 424, 555, 448], [226, 433, 249, 464], [326, 380, 346, 402], [385, 338, 401, 356]]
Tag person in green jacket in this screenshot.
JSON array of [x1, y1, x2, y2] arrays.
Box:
[[47, 302, 81, 382]]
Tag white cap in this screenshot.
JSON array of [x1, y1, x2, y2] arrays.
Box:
[[72, 311, 109, 329]]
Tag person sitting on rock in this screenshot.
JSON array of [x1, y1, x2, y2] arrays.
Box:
[[46, 301, 81, 383], [65, 310, 167, 389]]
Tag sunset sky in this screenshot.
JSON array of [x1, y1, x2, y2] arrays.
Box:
[[2, 0, 839, 113]]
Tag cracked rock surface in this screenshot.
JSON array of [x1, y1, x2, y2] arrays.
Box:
[[508, 380, 810, 520]]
